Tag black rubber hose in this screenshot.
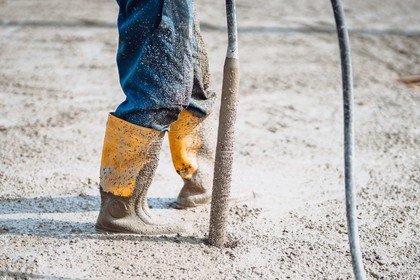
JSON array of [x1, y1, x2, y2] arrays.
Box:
[[330, 0, 366, 279]]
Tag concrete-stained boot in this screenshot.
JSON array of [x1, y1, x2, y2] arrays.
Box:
[[168, 110, 215, 209], [96, 114, 184, 235]]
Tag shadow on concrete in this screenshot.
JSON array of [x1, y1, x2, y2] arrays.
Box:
[[0, 195, 203, 244], [0, 195, 176, 215], [0, 217, 205, 245]]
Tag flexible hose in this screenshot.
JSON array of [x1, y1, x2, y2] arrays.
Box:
[[225, 0, 238, 59], [330, 0, 366, 279], [208, 0, 240, 247]]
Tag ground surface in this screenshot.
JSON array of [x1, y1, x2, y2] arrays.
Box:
[[0, 0, 419, 279]]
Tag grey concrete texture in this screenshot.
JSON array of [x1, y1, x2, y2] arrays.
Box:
[[0, 0, 419, 279]]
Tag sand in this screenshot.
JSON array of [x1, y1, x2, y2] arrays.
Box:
[[0, 0, 419, 279]]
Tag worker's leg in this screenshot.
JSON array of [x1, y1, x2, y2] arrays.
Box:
[[168, 12, 217, 208], [114, 0, 196, 131], [97, 0, 198, 234]]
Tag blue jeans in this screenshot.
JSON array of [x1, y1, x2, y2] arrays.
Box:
[[114, 0, 215, 131]]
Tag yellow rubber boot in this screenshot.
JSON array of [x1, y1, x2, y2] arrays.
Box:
[[168, 110, 215, 208], [96, 114, 184, 235]]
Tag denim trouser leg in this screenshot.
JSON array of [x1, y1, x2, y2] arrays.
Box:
[[114, 0, 215, 131]]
